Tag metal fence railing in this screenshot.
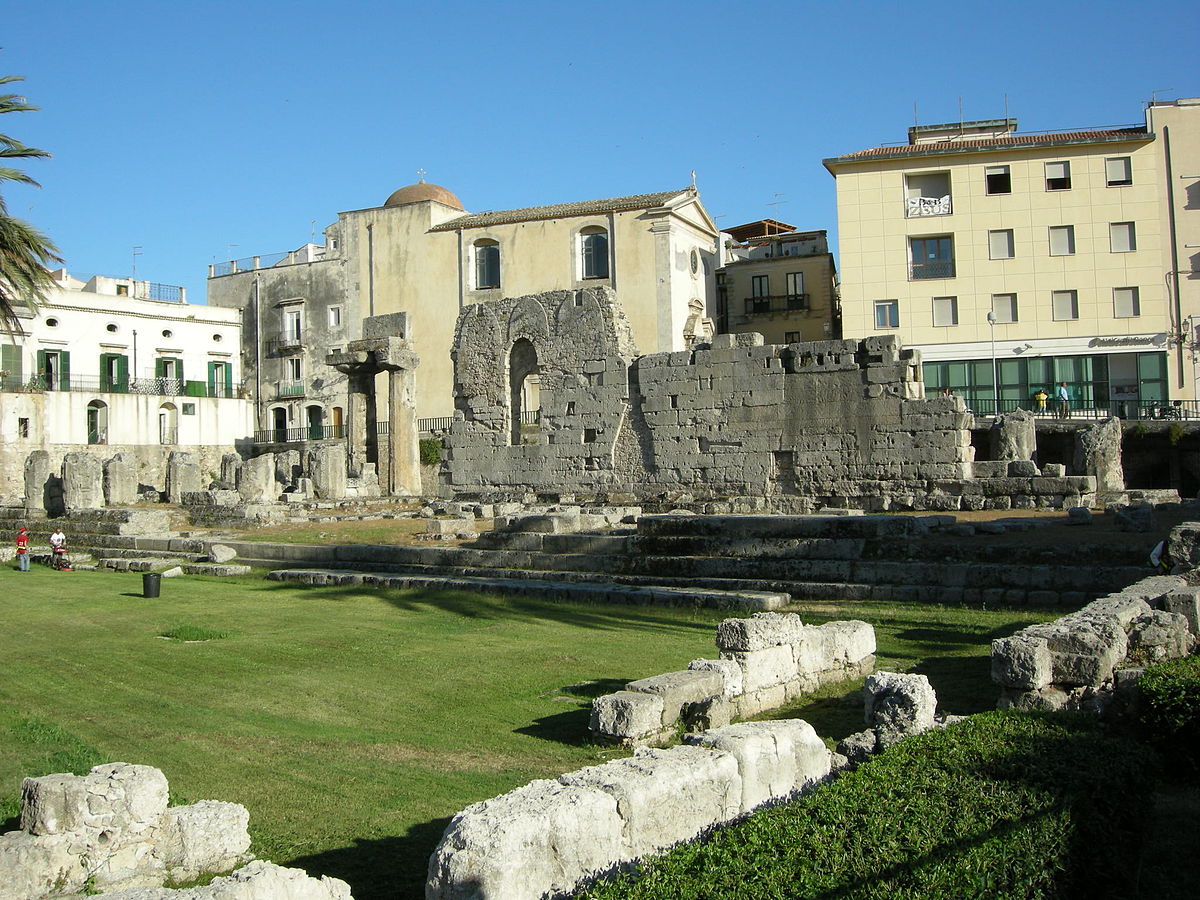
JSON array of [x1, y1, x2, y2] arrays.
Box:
[[0, 374, 239, 399], [418, 416, 455, 432], [961, 398, 1200, 421]]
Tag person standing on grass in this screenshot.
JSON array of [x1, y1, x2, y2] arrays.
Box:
[[1057, 382, 1070, 420], [49, 526, 66, 570], [15, 526, 29, 571]]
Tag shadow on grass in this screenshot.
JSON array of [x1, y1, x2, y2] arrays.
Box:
[[912, 654, 996, 716], [259, 581, 719, 635], [515, 705, 594, 746], [285, 816, 451, 900]]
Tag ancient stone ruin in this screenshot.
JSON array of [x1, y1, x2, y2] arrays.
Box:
[[591, 611, 876, 745], [443, 287, 1108, 510], [0, 762, 349, 899]]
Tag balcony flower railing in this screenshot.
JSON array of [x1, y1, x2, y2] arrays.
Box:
[[910, 260, 956, 280]]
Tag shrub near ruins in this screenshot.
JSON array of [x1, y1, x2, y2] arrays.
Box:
[[577, 712, 1155, 900], [1138, 654, 1200, 778]]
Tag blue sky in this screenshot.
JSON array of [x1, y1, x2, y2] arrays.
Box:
[[4, 0, 1196, 304]]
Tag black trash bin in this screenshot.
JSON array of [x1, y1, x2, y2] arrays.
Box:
[[142, 572, 161, 598]]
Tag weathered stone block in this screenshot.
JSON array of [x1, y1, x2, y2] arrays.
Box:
[[686, 719, 830, 814], [818, 620, 877, 666], [991, 634, 1052, 690], [1127, 611, 1195, 662], [721, 645, 796, 692], [426, 778, 624, 900], [687, 658, 744, 699], [626, 670, 724, 726], [160, 800, 251, 883], [863, 671, 937, 733], [62, 452, 104, 511], [589, 691, 665, 739], [103, 453, 139, 507], [559, 746, 742, 857], [1162, 588, 1200, 636], [715, 612, 804, 652]]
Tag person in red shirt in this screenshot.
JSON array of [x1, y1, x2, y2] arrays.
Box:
[[15, 526, 30, 572]]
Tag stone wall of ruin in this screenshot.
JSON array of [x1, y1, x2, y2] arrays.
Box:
[[444, 288, 977, 510]]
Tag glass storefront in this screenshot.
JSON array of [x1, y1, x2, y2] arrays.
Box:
[[922, 351, 1168, 415]]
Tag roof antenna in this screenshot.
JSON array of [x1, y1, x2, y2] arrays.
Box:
[[913, 101, 918, 127], [959, 96, 964, 133]]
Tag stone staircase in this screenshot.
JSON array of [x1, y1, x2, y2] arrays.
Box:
[[0, 507, 248, 575], [257, 513, 1149, 609]]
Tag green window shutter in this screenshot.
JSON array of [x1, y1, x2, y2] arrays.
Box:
[[1, 344, 21, 389], [207, 361, 218, 397], [59, 351, 71, 391], [116, 354, 129, 392], [36, 349, 48, 388], [224, 363, 233, 395], [100, 353, 113, 391], [155, 357, 166, 379], [176, 358, 184, 384]]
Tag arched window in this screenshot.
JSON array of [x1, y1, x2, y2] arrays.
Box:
[[158, 403, 178, 445], [306, 404, 324, 441], [509, 338, 541, 446], [87, 400, 108, 445], [331, 406, 345, 439], [581, 227, 609, 279], [271, 406, 288, 443], [474, 239, 500, 290]]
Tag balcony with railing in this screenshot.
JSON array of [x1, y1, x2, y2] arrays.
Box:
[[276, 380, 306, 399], [209, 244, 326, 278], [909, 260, 956, 280], [742, 294, 810, 316], [0, 374, 240, 398], [267, 331, 305, 355]]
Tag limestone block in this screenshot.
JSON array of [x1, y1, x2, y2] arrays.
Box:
[[625, 670, 725, 726], [1024, 618, 1126, 687], [559, 745, 742, 858], [1042, 463, 1066, 477], [715, 612, 804, 652], [589, 691, 665, 739], [220, 453, 242, 487], [166, 452, 203, 505], [818, 620, 877, 666], [63, 452, 104, 511], [104, 454, 139, 507], [274, 450, 301, 488], [1104, 577, 1187, 609], [1162, 588, 1200, 636], [100, 859, 352, 899], [24, 450, 52, 513], [1074, 417, 1124, 493], [1127, 611, 1195, 662], [1114, 503, 1157, 533], [687, 658, 744, 699], [721, 645, 796, 692], [863, 672, 937, 733], [159, 800, 251, 883], [687, 720, 830, 814], [1067, 507, 1093, 525], [1078, 595, 1152, 629], [991, 634, 1053, 690], [237, 455, 276, 503], [835, 729, 879, 766], [0, 831, 88, 900], [306, 444, 347, 500], [1007, 459, 1039, 477], [208, 544, 237, 564], [1167, 523, 1200, 572]]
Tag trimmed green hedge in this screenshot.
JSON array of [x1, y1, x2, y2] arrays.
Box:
[[1139, 653, 1200, 777], [576, 712, 1155, 899]]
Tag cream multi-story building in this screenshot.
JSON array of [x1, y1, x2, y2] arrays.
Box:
[[716, 220, 840, 344], [207, 182, 720, 438], [824, 98, 1200, 415]]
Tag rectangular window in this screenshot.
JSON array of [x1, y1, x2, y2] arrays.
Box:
[[932, 295, 958, 327], [1106, 156, 1133, 187], [751, 275, 769, 297], [328, 306, 343, 327], [287, 357, 302, 381], [1110, 222, 1136, 253], [784, 331, 801, 343], [874, 299, 899, 328], [909, 235, 955, 279], [1113, 287, 1140, 318], [991, 293, 1018, 324], [1045, 161, 1071, 191], [284, 309, 302, 342], [785, 271, 804, 297], [1052, 290, 1079, 321], [18, 417, 29, 438], [1049, 225, 1076, 256], [905, 171, 952, 217], [985, 165, 1011, 195], [988, 229, 1015, 260]]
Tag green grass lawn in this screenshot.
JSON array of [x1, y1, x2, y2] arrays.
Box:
[[0, 568, 1055, 899]]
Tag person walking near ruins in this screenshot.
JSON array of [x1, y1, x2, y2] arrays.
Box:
[[1056, 382, 1070, 419], [15, 526, 29, 571], [49, 526, 67, 570]]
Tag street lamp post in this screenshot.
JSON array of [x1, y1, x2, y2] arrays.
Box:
[[986, 311, 997, 416]]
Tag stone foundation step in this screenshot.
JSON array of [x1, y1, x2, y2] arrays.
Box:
[[98, 557, 191, 573], [181, 563, 252, 577], [83, 547, 209, 562], [266, 569, 788, 611]]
